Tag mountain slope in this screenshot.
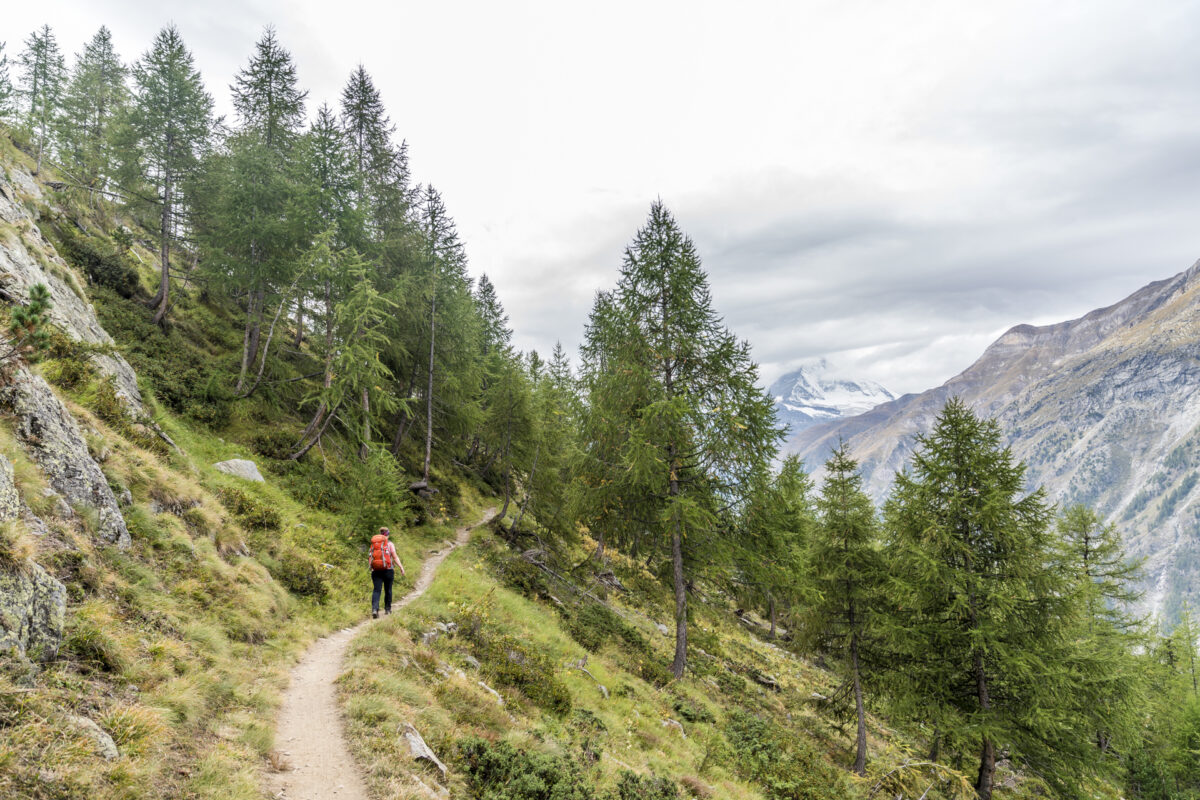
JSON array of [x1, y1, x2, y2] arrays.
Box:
[[788, 260, 1200, 621]]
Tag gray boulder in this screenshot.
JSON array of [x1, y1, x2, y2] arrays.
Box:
[[66, 714, 120, 761], [0, 562, 67, 662], [3, 367, 129, 547], [213, 459, 265, 482]]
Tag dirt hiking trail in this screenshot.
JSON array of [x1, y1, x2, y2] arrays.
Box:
[[265, 508, 498, 800]]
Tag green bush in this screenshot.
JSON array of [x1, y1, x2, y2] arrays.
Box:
[[456, 737, 597, 800], [454, 608, 572, 717], [724, 712, 847, 800], [251, 429, 295, 460], [270, 549, 327, 600], [216, 485, 281, 530], [48, 220, 139, 298], [563, 602, 641, 653], [615, 771, 680, 800], [500, 557, 552, 601]]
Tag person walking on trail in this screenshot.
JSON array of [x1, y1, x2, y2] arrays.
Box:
[[369, 527, 405, 618]]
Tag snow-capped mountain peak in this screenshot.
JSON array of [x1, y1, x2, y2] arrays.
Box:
[[769, 359, 896, 432]]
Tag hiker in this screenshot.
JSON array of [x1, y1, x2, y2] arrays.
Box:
[[369, 526, 405, 618]]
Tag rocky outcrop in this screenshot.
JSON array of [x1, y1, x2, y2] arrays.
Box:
[[4, 367, 128, 547], [214, 459, 265, 482], [0, 562, 67, 662], [0, 453, 66, 662], [0, 162, 143, 413]]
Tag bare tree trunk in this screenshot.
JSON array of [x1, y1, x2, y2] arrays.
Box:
[[289, 401, 340, 460], [670, 506, 687, 680], [292, 299, 304, 347], [851, 634, 868, 776], [497, 397, 514, 519], [974, 651, 995, 800], [360, 386, 370, 460], [240, 292, 292, 398], [513, 440, 539, 530], [235, 290, 261, 392], [422, 291, 436, 484], [768, 593, 777, 640], [151, 170, 172, 326]]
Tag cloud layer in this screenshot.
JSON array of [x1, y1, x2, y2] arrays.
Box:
[[9, 0, 1200, 394]]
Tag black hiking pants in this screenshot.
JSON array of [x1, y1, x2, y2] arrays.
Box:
[[371, 568, 394, 613]]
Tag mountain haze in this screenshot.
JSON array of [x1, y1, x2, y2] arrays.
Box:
[[788, 260, 1200, 622]]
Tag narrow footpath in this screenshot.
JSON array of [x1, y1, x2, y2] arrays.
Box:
[[265, 508, 498, 800]]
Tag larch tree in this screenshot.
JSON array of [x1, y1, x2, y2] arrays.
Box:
[[125, 25, 213, 325], [17, 25, 66, 173], [735, 454, 813, 640], [804, 444, 883, 776], [579, 201, 780, 679], [0, 42, 18, 121], [226, 27, 309, 389], [883, 399, 1107, 800], [59, 26, 128, 201]]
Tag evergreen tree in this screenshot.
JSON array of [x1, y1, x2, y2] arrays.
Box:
[[231, 26, 306, 152], [579, 201, 781, 678], [0, 42, 15, 121], [734, 454, 813, 640], [804, 444, 883, 776], [124, 26, 213, 325], [339, 65, 409, 239], [883, 399, 1107, 800], [1055, 505, 1146, 762], [221, 28, 310, 387], [18, 25, 66, 172], [59, 27, 128, 201]]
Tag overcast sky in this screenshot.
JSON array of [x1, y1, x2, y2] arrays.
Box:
[[10, 0, 1200, 393]]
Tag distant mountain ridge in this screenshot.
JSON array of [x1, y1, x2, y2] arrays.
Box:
[[769, 359, 896, 435], [787, 260, 1200, 623]]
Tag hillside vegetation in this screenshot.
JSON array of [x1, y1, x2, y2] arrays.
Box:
[[0, 21, 1198, 800]]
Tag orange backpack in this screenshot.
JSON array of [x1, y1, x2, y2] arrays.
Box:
[[370, 534, 393, 570]]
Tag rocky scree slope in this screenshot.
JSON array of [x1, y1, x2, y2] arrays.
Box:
[[788, 260, 1200, 621]]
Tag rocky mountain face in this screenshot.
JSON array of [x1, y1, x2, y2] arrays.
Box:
[[770, 358, 896, 435], [0, 157, 149, 660], [787, 260, 1200, 623]]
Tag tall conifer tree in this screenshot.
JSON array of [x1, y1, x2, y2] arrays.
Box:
[[125, 26, 213, 325], [0, 42, 16, 120], [579, 201, 780, 678], [60, 27, 128, 201], [18, 25, 66, 172], [884, 399, 1105, 800], [805, 444, 883, 776]]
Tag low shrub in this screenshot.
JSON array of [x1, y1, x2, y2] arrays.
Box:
[[456, 737, 596, 800], [47, 220, 139, 298], [216, 485, 281, 530], [724, 711, 847, 800], [615, 771, 680, 800], [562, 602, 641, 653], [270, 548, 327, 600], [454, 599, 571, 716], [500, 557, 552, 601]]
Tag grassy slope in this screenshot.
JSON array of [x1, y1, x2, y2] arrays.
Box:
[[339, 525, 1056, 800], [0, 134, 482, 800]]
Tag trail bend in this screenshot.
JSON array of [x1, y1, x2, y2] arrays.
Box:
[[265, 508, 498, 800]]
